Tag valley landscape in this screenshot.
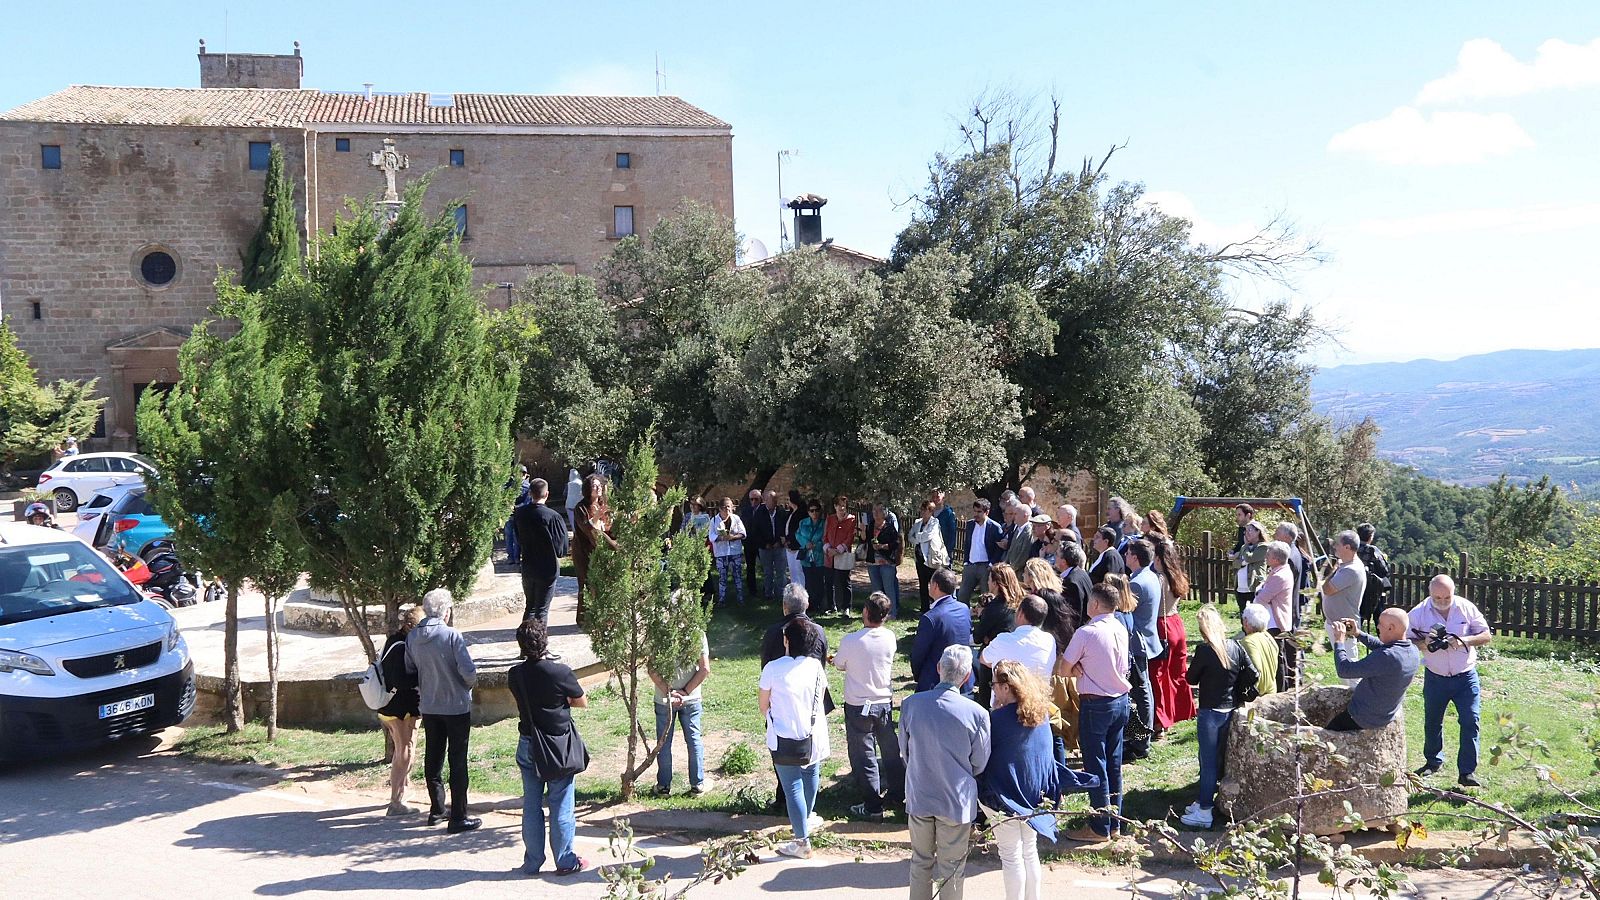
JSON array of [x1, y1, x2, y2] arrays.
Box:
[[1313, 348, 1600, 497]]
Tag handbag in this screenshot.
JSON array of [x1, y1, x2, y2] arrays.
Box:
[[1232, 640, 1261, 706], [532, 723, 591, 780], [831, 546, 856, 571], [358, 642, 401, 711]]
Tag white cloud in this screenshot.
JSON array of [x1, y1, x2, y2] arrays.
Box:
[[1418, 37, 1600, 104], [552, 64, 648, 96], [1357, 202, 1600, 237], [1327, 106, 1533, 165], [1140, 190, 1260, 249]]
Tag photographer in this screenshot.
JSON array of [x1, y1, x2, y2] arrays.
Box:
[[1409, 574, 1492, 788]]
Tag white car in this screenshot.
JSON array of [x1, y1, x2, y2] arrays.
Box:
[[70, 484, 142, 546], [36, 452, 157, 513], [0, 522, 194, 762]]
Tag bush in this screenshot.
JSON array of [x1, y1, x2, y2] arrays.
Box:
[[720, 741, 758, 776]]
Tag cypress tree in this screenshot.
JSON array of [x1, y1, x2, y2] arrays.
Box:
[[278, 180, 517, 658], [240, 145, 303, 292], [137, 281, 311, 736]]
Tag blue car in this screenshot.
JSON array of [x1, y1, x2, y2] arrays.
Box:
[[92, 487, 174, 555]]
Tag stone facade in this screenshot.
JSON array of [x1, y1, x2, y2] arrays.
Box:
[[305, 129, 733, 301], [0, 50, 733, 445]]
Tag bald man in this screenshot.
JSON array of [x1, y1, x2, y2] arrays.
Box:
[[1325, 608, 1420, 732], [1410, 574, 1492, 787]]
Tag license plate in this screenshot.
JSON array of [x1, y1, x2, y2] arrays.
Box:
[[99, 694, 155, 719]]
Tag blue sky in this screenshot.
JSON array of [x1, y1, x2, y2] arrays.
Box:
[[6, 1, 1599, 366]]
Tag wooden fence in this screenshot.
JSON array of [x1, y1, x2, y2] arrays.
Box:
[[1180, 533, 1600, 643]]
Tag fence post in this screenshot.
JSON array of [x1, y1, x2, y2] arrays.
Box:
[[1457, 551, 1470, 591], [1202, 531, 1214, 603]]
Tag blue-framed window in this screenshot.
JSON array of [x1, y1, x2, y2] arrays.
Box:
[[614, 206, 635, 237], [249, 141, 271, 171], [615, 152, 631, 169], [454, 206, 468, 239], [335, 137, 350, 152], [449, 148, 465, 167], [41, 145, 62, 169]]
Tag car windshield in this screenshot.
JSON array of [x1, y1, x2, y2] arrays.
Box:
[[0, 541, 143, 626], [132, 454, 158, 472]]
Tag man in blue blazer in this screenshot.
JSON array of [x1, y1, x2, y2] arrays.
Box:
[[958, 498, 1005, 603], [910, 568, 974, 693], [1123, 538, 1162, 759]]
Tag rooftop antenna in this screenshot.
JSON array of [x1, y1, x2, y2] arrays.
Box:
[[223, 8, 228, 65], [777, 149, 799, 251], [655, 53, 666, 96]]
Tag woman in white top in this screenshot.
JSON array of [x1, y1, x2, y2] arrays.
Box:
[[908, 499, 950, 615], [758, 618, 831, 860]]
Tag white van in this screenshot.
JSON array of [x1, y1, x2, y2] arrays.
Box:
[[0, 522, 194, 762]]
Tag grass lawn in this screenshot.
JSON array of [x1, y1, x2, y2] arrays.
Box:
[[177, 582, 1600, 836]]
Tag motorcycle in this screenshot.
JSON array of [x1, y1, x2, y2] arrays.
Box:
[[139, 539, 200, 608]]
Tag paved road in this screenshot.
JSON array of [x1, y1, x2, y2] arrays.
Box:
[[0, 739, 1555, 899]]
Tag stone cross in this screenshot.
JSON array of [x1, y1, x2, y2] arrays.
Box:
[[369, 137, 409, 203]]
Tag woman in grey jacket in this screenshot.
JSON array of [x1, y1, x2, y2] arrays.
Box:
[[406, 588, 481, 832]]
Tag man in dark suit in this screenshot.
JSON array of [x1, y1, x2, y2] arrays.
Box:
[[1057, 540, 1094, 623], [748, 489, 786, 603], [910, 568, 973, 693], [512, 478, 570, 625], [1088, 525, 1126, 585], [958, 499, 1005, 602], [740, 489, 762, 596]]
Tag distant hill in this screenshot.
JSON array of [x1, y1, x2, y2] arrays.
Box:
[[1312, 348, 1600, 496]]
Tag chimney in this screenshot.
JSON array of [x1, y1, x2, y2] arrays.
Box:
[[788, 193, 827, 247], [198, 40, 303, 89]]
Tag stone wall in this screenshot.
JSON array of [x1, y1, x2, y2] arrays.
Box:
[[0, 122, 308, 438], [305, 130, 734, 304]]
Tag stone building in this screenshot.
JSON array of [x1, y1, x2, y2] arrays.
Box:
[[0, 43, 733, 445]]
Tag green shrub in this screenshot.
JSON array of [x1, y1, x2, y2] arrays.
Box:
[[720, 741, 758, 776]]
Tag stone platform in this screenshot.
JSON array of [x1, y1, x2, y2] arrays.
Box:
[[173, 561, 601, 729]]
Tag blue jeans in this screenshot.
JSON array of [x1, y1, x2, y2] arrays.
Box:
[[868, 564, 901, 617], [1423, 669, 1481, 776], [774, 761, 820, 839], [1195, 707, 1234, 810], [516, 737, 578, 874], [715, 555, 744, 606], [654, 700, 705, 790], [1077, 693, 1130, 836], [504, 517, 519, 565], [844, 702, 904, 813]]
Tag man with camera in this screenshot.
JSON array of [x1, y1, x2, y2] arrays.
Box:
[[1325, 608, 1419, 733], [1409, 574, 1493, 788]]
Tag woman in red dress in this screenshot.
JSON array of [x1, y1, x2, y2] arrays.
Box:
[[1147, 530, 1197, 736]]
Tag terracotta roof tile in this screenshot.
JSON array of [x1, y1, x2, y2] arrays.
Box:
[[0, 87, 315, 127], [2, 86, 729, 130]]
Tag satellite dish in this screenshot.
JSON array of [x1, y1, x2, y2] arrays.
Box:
[[740, 237, 771, 265]]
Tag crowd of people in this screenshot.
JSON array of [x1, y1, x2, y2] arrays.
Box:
[[371, 481, 1492, 895]]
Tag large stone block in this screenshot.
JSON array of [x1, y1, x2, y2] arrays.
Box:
[[1217, 685, 1409, 835]]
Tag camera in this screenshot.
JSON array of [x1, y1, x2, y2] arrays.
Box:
[[1426, 623, 1454, 653]]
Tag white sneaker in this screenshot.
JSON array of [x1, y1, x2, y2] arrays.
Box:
[[776, 839, 813, 860], [1182, 801, 1203, 816], [1180, 807, 1214, 829], [807, 813, 824, 832]]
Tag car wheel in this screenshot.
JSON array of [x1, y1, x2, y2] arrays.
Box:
[[53, 488, 79, 513]]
